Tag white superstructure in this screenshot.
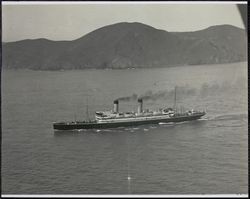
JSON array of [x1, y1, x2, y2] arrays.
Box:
[[95, 99, 176, 123]]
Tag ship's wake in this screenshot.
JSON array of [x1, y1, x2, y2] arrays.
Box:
[[205, 112, 247, 129], [209, 112, 247, 122]]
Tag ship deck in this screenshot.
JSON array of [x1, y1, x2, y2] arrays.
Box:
[[53, 112, 206, 130]]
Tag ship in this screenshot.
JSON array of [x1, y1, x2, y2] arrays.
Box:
[[53, 93, 206, 131]]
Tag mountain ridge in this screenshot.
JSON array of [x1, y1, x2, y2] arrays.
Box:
[[2, 22, 247, 70]]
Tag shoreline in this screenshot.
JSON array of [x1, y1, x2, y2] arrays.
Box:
[[1, 61, 247, 72]]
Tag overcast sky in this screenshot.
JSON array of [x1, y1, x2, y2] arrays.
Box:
[[2, 2, 245, 42]]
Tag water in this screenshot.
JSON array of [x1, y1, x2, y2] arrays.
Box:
[[2, 62, 248, 194]]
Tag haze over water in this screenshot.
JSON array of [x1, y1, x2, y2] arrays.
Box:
[[2, 62, 248, 194]]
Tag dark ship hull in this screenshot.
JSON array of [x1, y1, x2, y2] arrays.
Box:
[[53, 112, 205, 131]]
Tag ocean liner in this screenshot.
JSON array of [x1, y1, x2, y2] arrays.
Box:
[[53, 97, 206, 131]]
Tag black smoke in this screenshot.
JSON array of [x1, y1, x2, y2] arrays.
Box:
[[116, 93, 138, 101], [139, 86, 196, 101], [115, 78, 246, 102]]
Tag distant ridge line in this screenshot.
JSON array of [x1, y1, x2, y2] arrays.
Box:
[[2, 22, 247, 70]]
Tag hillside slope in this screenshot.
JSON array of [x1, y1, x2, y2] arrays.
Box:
[[2, 22, 247, 70]]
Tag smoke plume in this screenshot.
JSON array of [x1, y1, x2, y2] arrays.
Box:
[[116, 93, 138, 101], [139, 86, 196, 101], [115, 78, 246, 102]]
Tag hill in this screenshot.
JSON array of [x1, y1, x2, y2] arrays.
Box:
[[2, 22, 247, 70]]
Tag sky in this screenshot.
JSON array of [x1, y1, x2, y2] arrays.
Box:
[[2, 2, 245, 42]]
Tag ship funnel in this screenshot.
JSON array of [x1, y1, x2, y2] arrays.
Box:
[[113, 100, 119, 113], [137, 98, 143, 114]]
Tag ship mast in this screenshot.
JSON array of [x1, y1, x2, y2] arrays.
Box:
[[74, 113, 77, 122], [174, 86, 177, 111], [86, 95, 89, 121]]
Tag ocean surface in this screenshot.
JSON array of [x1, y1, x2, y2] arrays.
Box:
[[2, 62, 248, 195]]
